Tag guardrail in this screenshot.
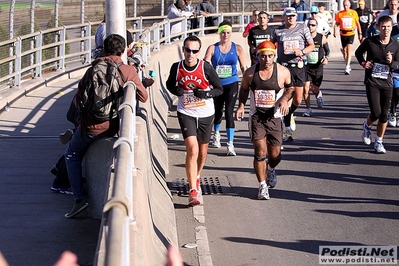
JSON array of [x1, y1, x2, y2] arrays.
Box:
[[102, 81, 137, 266]]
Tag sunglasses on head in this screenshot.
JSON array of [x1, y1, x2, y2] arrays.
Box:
[[183, 47, 200, 54], [308, 24, 317, 27]]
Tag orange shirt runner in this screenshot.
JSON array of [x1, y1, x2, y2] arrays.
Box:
[[335, 9, 360, 36]]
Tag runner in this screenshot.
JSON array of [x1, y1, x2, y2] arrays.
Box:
[[270, 7, 315, 141], [166, 35, 223, 205], [355, 15, 399, 154], [303, 18, 330, 117], [333, 0, 362, 75], [204, 20, 246, 155], [235, 41, 294, 200], [248, 11, 274, 65]]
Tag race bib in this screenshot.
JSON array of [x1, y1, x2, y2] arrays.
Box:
[[254, 90, 276, 108], [216, 65, 233, 78], [307, 51, 319, 64], [182, 91, 206, 109], [371, 63, 389, 80], [283, 40, 299, 55], [341, 17, 353, 30]]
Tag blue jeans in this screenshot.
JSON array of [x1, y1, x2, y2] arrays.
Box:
[[64, 127, 114, 201]]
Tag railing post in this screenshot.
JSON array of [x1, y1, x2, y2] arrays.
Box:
[[35, 32, 43, 78], [59, 26, 66, 70], [14, 37, 22, 86]]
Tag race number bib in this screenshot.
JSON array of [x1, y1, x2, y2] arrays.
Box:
[[254, 90, 276, 108], [182, 91, 206, 109], [371, 63, 389, 80], [216, 65, 233, 78], [341, 17, 353, 30], [307, 51, 319, 64], [283, 40, 299, 55]]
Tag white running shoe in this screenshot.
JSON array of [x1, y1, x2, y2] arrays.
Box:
[[362, 122, 371, 145], [290, 115, 296, 131], [345, 66, 351, 75], [211, 133, 221, 148], [374, 141, 386, 154], [388, 113, 396, 127], [316, 92, 324, 108], [266, 168, 277, 188], [226, 142, 236, 156], [303, 108, 312, 117], [257, 184, 270, 200]]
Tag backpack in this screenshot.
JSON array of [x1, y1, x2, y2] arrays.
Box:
[[79, 58, 126, 122]]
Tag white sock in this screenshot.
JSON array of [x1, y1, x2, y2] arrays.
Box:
[[260, 180, 266, 186]]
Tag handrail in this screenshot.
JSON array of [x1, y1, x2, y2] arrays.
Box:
[[103, 81, 137, 266]]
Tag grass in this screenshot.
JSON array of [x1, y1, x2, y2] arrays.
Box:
[[0, 2, 54, 10]]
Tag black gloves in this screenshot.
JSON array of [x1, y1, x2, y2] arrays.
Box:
[[169, 86, 185, 96], [193, 89, 212, 99]]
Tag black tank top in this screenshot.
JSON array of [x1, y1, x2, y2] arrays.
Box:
[[306, 33, 324, 66], [250, 62, 283, 115]]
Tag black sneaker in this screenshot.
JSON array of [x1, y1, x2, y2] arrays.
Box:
[[59, 129, 74, 145], [64, 199, 89, 218]]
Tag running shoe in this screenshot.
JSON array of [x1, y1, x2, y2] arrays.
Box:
[[211, 133, 221, 148], [59, 129, 74, 145], [266, 168, 277, 188], [227, 142, 236, 156], [188, 188, 202, 206], [316, 93, 324, 108], [345, 66, 351, 75], [284, 129, 294, 142], [374, 140, 386, 154], [257, 184, 270, 200], [388, 113, 396, 127], [64, 199, 89, 218], [362, 122, 371, 145], [303, 108, 312, 117], [290, 115, 296, 131]]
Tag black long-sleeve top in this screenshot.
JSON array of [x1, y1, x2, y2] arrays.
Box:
[[355, 35, 399, 88]]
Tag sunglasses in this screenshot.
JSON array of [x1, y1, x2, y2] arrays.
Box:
[[183, 47, 200, 54], [308, 24, 317, 27], [311, 12, 317, 15]]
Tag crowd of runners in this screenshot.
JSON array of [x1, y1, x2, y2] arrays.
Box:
[[166, 0, 399, 205]]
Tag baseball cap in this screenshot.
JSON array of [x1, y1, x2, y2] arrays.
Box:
[[310, 6, 319, 13], [358, 1, 365, 4], [283, 7, 297, 16]]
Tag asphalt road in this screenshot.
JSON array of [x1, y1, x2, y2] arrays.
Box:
[[167, 58, 399, 266]]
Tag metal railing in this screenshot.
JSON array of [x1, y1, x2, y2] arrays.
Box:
[[102, 81, 137, 266]]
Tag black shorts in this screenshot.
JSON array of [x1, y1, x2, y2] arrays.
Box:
[[340, 35, 355, 47], [249, 112, 282, 146], [177, 112, 214, 143], [305, 64, 324, 87], [287, 66, 306, 87]]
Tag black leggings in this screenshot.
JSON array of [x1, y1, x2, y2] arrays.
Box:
[[214, 81, 238, 128], [390, 88, 399, 114], [366, 83, 392, 123]]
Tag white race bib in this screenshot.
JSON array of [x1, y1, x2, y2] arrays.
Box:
[[182, 91, 206, 109], [254, 90, 276, 108]]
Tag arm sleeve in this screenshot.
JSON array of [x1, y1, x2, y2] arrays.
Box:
[[323, 42, 330, 57], [166, 62, 184, 96]]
